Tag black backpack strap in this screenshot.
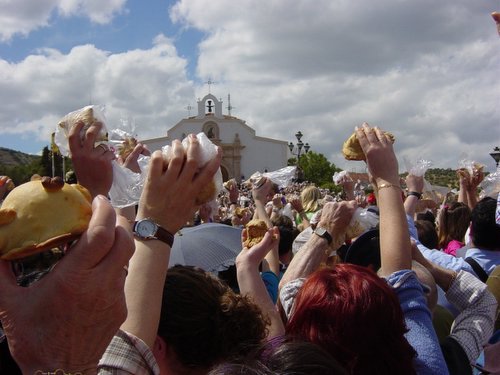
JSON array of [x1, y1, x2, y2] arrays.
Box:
[[441, 336, 472, 375], [464, 257, 489, 283]]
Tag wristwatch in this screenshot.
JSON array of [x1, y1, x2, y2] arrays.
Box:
[[407, 191, 422, 200], [133, 218, 175, 247], [313, 226, 333, 245]]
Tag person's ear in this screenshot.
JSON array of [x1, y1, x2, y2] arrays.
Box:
[[152, 335, 168, 358]]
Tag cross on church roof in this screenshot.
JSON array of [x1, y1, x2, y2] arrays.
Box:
[[204, 78, 216, 93], [226, 93, 235, 116]]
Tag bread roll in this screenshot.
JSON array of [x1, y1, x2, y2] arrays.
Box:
[[243, 219, 268, 248], [342, 131, 395, 160], [0, 177, 92, 260]]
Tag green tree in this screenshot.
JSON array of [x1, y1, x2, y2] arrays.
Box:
[[39, 146, 72, 179], [297, 151, 340, 188]]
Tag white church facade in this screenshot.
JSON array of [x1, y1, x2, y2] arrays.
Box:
[[142, 93, 289, 182]]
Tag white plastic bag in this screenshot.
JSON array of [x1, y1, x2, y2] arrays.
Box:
[[480, 167, 500, 199], [332, 170, 351, 185], [163, 133, 223, 204], [263, 166, 297, 188], [346, 207, 380, 239], [108, 155, 150, 208], [54, 105, 108, 157], [245, 166, 298, 189], [404, 158, 432, 177]]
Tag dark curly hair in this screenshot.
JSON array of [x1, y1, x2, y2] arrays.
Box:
[[158, 265, 268, 371]]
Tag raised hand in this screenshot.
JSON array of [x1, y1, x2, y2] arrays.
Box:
[[356, 123, 399, 187], [69, 121, 115, 198], [0, 196, 133, 374]]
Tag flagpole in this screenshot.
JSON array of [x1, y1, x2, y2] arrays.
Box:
[[62, 156, 66, 180], [51, 151, 55, 177]]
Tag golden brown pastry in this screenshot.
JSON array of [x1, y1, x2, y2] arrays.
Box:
[[195, 181, 217, 205], [234, 207, 249, 218], [223, 178, 237, 191], [117, 137, 138, 160], [58, 106, 107, 144], [0, 177, 92, 260], [342, 130, 395, 160], [243, 219, 268, 248]]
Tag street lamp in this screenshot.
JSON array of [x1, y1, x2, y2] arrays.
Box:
[[490, 146, 500, 168], [288, 131, 310, 182], [288, 131, 310, 161]]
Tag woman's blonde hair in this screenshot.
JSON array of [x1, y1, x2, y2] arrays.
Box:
[[301, 186, 322, 213]]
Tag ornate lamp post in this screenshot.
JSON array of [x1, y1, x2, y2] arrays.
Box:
[[288, 131, 310, 182], [490, 146, 500, 168], [288, 131, 310, 161]]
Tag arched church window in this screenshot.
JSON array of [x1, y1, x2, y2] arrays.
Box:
[[203, 122, 219, 139]]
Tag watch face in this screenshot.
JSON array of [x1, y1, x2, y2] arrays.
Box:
[[315, 227, 326, 236], [136, 219, 157, 238]]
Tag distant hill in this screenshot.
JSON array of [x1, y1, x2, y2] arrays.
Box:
[[0, 147, 40, 167]]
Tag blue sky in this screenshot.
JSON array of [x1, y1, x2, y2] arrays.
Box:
[[0, 0, 499, 173]]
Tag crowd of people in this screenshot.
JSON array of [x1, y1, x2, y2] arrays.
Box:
[[0, 121, 499, 375]]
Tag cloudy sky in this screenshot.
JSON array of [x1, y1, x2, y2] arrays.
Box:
[[0, 0, 499, 173]]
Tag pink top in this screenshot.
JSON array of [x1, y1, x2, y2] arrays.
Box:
[[442, 239, 464, 257]]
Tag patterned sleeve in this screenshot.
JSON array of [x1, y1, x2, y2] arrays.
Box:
[[98, 330, 160, 375], [446, 270, 498, 363], [279, 278, 305, 319]]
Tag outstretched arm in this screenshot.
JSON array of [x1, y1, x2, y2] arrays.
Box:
[[121, 136, 221, 349], [252, 179, 280, 276], [236, 227, 285, 339], [357, 124, 412, 276], [404, 174, 424, 219], [412, 244, 497, 364], [279, 201, 356, 289]]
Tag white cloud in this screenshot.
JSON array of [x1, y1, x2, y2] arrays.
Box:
[[58, 0, 127, 24], [170, 0, 500, 171], [0, 36, 194, 143], [0, 0, 126, 41], [1, 0, 499, 175]]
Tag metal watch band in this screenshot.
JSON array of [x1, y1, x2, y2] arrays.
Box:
[[314, 227, 333, 245]]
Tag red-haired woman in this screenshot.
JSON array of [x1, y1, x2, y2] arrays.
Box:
[[286, 265, 416, 374], [279, 124, 448, 374]]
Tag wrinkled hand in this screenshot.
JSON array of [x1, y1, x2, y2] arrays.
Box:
[[317, 201, 357, 238], [0, 196, 134, 374], [405, 174, 424, 193], [356, 123, 399, 186], [137, 135, 222, 234], [118, 142, 151, 173], [237, 227, 280, 268], [69, 121, 115, 198]]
